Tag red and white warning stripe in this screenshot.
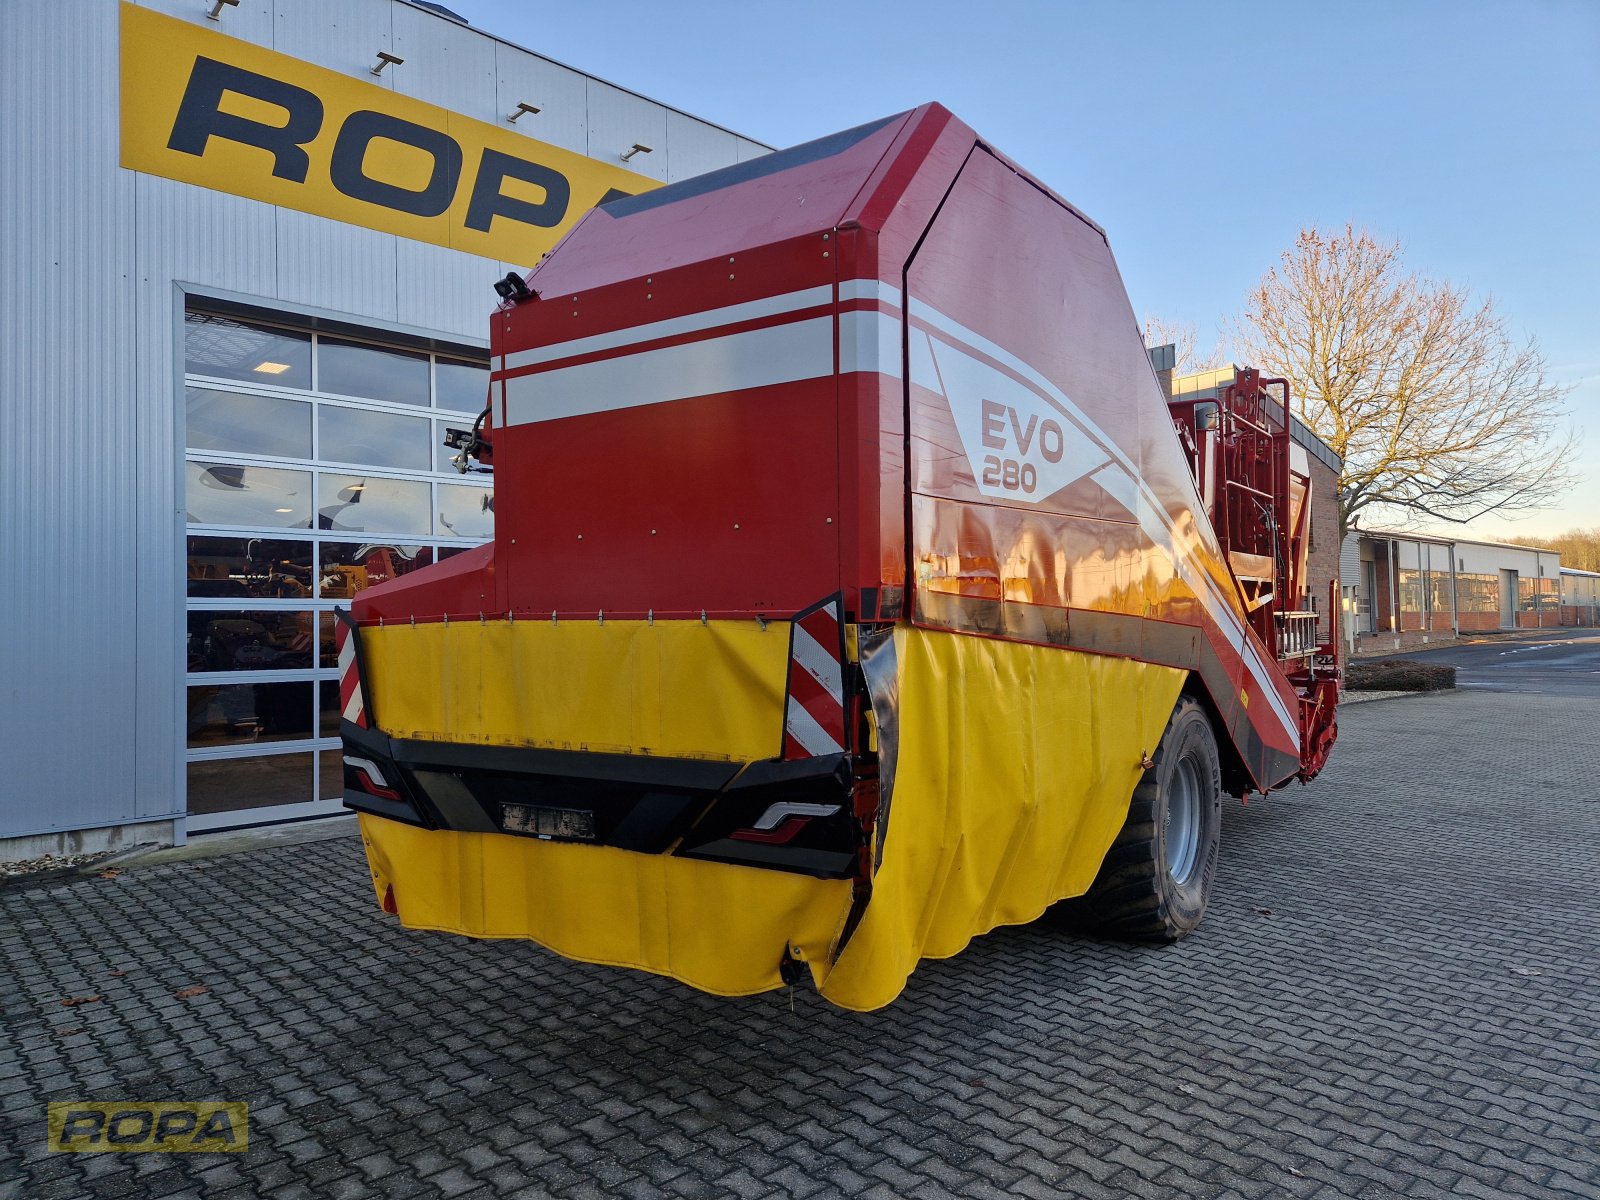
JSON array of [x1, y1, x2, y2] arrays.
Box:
[[334, 615, 369, 730], [783, 599, 847, 760]]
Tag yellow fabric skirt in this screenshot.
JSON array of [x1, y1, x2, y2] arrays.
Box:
[[358, 619, 1183, 1010]]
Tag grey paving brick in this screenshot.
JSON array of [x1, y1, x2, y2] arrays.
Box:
[[1, 691, 1597, 1199]]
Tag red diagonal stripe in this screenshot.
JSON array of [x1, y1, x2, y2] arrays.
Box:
[[785, 667, 847, 751], [796, 605, 840, 655], [787, 658, 842, 724]]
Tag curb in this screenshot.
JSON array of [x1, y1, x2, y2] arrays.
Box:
[[0, 841, 158, 892], [1341, 689, 1458, 705], [115, 814, 361, 873]]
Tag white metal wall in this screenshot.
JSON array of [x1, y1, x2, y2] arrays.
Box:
[[1456, 541, 1554, 579], [0, 0, 767, 842]]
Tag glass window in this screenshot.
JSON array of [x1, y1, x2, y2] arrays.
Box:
[[319, 542, 434, 601], [1519, 577, 1557, 612], [318, 405, 431, 471], [318, 611, 339, 669], [317, 474, 430, 536], [188, 682, 315, 747], [187, 537, 313, 600], [188, 752, 313, 815], [320, 680, 344, 738], [186, 387, 312, 458], [436, 358, 490, 412], [437, 483, 494, 539], [319, 338, 430, 406], [185, 312, 311, 389], [186, 461, 312, 529], [187, 610, 315, 673], [1397, 569, 1423, 614], [434, 418, 487, 472], [1428, 574, 1454, 618], [318, 748, 344, 804]]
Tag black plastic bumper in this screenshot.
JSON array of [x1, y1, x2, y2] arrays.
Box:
[[342, 721, 863, 879]]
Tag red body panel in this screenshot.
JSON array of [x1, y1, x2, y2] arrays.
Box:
[[362, 103, 1329, 791]]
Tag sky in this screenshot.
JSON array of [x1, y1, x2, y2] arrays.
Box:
[[465, 0, 1598, 541]]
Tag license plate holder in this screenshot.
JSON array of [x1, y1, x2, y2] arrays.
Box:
[[500, 803, 597, 842]]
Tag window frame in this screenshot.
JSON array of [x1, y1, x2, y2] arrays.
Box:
[[179, 300, 493, 831]]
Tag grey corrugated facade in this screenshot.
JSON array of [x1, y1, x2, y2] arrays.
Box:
[[0, 0, 767, 853]]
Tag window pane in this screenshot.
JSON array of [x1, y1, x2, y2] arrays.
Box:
[[437, 483, 494, 539], [187, 609, 315, 672], [318, 405, 431, 471], [187, 537, 313, 600], [319, 338, 430, 405], [185, 312, 311, 389], [320, 542, 434, 601], [318, 474, 430, 536], [188, 752, 313, 815], [318, 748, 344, 804], [320, 680, 344, 738], [186, 461, 312, 529], [434, 419, 466, 472], [436, 358, 489, 412], [186, 387, 312, 458], [318, 611, 341, 668], [188, 682, 314, 747]]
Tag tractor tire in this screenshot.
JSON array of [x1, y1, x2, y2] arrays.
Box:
[[1064, 695, 1222, 941]]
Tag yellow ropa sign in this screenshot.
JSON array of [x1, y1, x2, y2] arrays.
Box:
[[119, 3, 657, 264], [47, 1101, 248, 1153]]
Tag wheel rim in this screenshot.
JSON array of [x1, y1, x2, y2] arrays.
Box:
[[1165, 756, 1202, 884]]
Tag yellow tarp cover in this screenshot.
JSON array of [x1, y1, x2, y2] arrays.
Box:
[[358, 620, 1184, 1011], [362, 617, 790, 761]]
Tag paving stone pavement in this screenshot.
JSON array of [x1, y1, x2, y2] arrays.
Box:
[[2, 690, 1596, 1199]]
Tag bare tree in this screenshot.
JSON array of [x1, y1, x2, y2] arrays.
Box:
[[1505, 527, 1600, 573], [1142, 315, 1200, 373], [1142, 315, 1229, 375], [1233, 225, 1579, 538]]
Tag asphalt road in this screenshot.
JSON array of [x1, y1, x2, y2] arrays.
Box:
[[1393, 628, 1600, 698]]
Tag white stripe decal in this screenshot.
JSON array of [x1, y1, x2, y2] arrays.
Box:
[[750, 801, 841, 831], [785, 698, 846, 757], [908, 300, 1300, 747], [504, 317, 833, 426], [839, 310, 903, 378], [336, 634, 355, 674], [502, 285, 835, 372], [343, 755, 387, 788], [342, 691, 365, 725], [791, 624, 844, 705], [838, 279, 903, 308]]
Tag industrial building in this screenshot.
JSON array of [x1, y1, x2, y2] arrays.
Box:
[[1, 0, 769, 856], [1342, 529, 1569, 653], [1559, 568, 1600, 627]]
